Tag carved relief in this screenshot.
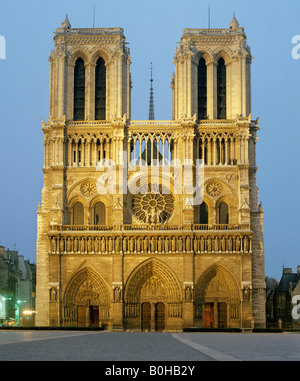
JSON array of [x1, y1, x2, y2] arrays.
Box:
[[206, 181, 222, 197], [80, 179, 97, 197], [77, 280, 100, 305]]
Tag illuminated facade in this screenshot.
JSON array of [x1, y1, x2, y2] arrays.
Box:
[[36, 14, 265, 330]]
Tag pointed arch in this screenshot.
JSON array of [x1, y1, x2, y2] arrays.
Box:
[[62, 266, 111, 327], [217, 57, 226, 119], [95, 57, 106, 120], [124, 258, 182, 304], [199, 201, 208, 224], [194, 263, 241, 305], [73, 201, 84, 225], [204, 177, 238, 206], [192, 49, 214, 66], [197, 57, 207, 120], [63, 266, 111, 307], [218, 201, 229, 224], [73, 57, 85, 120], [94, 201, 106, 225], [90, 47, 112, 67], [214, 48, 232, 65]]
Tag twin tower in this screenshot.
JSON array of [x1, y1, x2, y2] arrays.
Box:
[[36, 14, 265, 330]]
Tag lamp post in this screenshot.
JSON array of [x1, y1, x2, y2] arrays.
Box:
[[16, 300, 26, 326]]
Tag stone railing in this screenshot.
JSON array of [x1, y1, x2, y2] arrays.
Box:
[[56, 27, 125, 36], [128, 120, 180, 126], [182, 27, 245, 37], [50, 223, 250, 232], [67, 120, 112, 127]]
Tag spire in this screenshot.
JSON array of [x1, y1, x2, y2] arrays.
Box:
[[61, 14, 71, 29], [148, 62, 155, 120], [229, 13, 239, 29]]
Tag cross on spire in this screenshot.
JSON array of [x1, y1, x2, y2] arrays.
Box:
[[148, 62, 155, 120]]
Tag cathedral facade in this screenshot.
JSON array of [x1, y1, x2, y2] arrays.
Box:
[[35, 14, 266, 330]]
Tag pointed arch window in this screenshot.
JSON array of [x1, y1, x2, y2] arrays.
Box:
[[200, 201, 208, 224], [73, 201, 84, 225], [95, 57, 106, 120], [94, 201, 106, 225], [217, 58, 226, 119], [73, 58, 85, 121], [198, 57, 207, 120], [219, 202, 229, 224]]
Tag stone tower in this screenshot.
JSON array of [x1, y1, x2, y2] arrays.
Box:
[[35, 14, 265, 330]]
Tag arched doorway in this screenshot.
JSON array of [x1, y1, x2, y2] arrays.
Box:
[[63, 267, 111, 328], [140, 302, 165, 331], [194, 264, 241, 328], [124, 259, 182, 331]]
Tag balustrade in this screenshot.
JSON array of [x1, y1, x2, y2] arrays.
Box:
[[51, 223, 250, 232]]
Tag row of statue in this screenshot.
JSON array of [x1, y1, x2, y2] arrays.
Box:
[[50, 234, 251, 254], [194, 304, 241, 320], [124, 302, 183, 319]]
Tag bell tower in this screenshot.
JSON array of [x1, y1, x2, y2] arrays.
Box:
[[36, 15, 131, 326], [172, 13, 252, 121], [172, 13, 265, 327], [48, 14, 131, 121]]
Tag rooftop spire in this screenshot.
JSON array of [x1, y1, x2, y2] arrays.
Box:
[[148, 62, 155, 120], [229, 13, 239, 29], [61, 14, 71, 29]]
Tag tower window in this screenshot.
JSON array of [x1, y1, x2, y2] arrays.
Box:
[[94, 202, 106, 225], [198, 57, 207, 120], [73, 201, 84, 225], [74, 58, 85, 121], [217, 58, 226, 119], [95, 57, 106, 120], [219, 202, 229, 224], [200, 201, 208, 224]]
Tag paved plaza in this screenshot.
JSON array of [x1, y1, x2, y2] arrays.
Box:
[[0, 330, 299, 362]]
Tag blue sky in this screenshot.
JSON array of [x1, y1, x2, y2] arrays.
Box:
[[0, 0, 299, 281]]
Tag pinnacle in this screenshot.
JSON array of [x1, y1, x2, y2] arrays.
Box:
[[61, 14, 71, 29], [229, 13, 239, 29]]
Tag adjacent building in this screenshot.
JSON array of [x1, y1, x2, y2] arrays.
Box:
[[0, 246, 36, 326], [272, 266, 300, 328], [36, 14, 265, 330]]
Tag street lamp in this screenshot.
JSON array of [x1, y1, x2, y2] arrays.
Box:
[[16, 300, 26, 326]]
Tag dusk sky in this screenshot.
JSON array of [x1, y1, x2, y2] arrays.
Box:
[[0, 0, 299, 281]]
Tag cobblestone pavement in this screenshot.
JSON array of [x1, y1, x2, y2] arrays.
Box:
[[0, 330, 299, 362]]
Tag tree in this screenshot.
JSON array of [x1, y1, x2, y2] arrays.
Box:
[[265, 276, 278, 301]]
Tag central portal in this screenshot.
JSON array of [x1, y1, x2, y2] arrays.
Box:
[[141, 302, 165, 331], [124, 259, 183, 331]]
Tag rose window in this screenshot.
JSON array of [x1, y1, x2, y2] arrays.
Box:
[[81, 180, 97, 197], [131, 183, 174, 224], [206, 181, 222, 197]]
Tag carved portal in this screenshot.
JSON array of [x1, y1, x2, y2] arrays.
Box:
[[124, 259, 182, 321], [63, 267, 110, 327]]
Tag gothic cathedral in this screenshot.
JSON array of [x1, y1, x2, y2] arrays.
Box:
[[36, 14, 266, 330]]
